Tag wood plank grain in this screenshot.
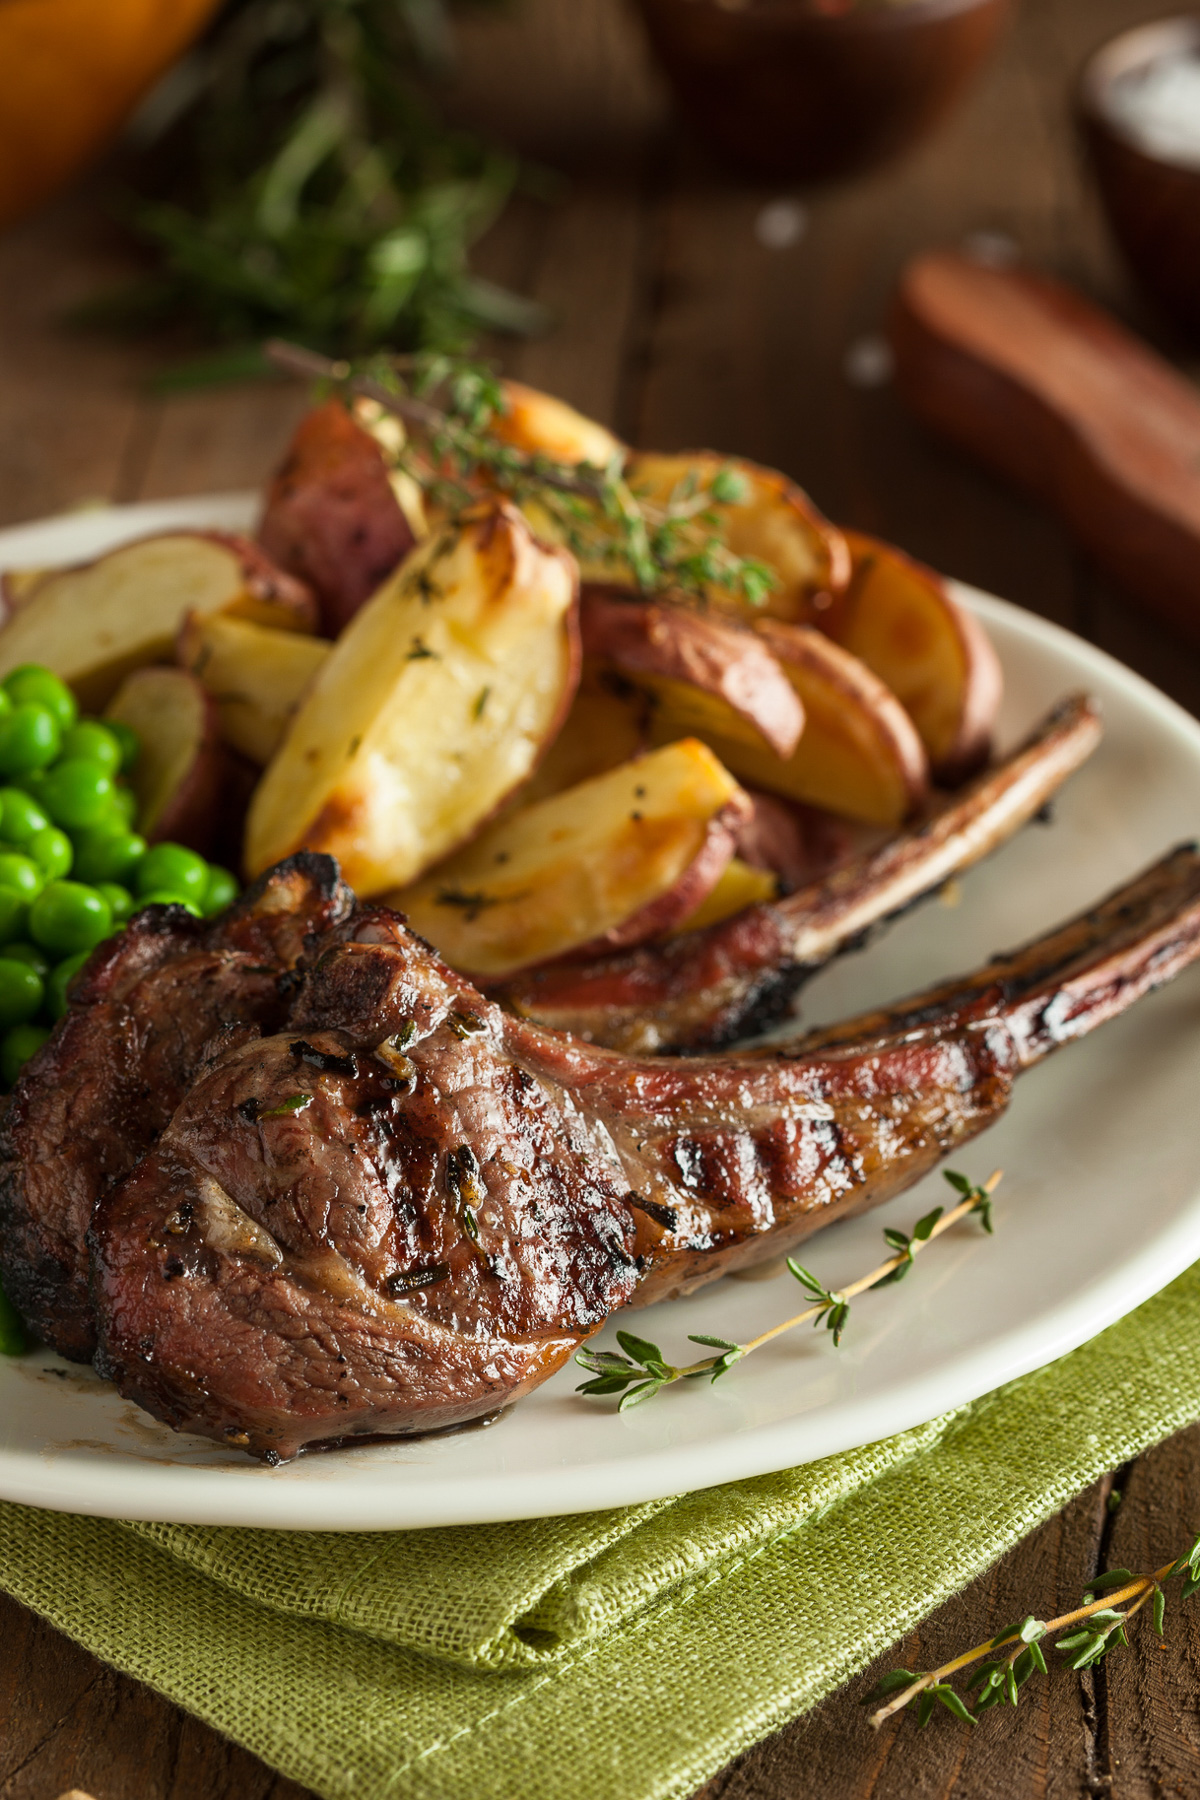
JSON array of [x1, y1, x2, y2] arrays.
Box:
[[0, 191, 152, 528], [695, 1478, 1113, 1800], [0, 0, 1196, 1795], [136, 384, 311, 507], [0, 1590, 315, 1800], [1097, 1424, 1200, 1796]]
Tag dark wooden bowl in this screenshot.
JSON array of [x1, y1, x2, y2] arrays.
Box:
[[628, 0, 1011, 182], [1078, 17, 1200, 339]]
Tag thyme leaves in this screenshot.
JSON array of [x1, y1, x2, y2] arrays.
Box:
[[866, 1535, 1200, 1730], [575, 1169, 1001, 1412], [265, 339, 779, 608]]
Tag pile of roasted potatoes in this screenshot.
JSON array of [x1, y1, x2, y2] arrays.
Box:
[[0, 380, 1002, 984]]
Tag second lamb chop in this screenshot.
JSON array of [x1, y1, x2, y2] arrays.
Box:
[[89, 841, 1200, 1460]]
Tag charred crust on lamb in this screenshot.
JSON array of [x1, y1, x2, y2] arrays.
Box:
[[0, 852, 350, 1361], [89, 843, 1200, 1458]]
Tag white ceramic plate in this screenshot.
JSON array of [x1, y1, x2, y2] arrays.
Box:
[[0, 496, 1198, 1531]]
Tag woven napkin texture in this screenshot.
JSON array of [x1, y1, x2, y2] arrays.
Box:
[[4, 1262, 1200, 1800]]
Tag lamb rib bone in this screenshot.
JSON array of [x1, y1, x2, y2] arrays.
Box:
[[90, 840, 1200, 1459], [495, 692, 1102, 1051]]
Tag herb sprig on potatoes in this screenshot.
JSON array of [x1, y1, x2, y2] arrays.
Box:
[[266, 340, 779, 608]]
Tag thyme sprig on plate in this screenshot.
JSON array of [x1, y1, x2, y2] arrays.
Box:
[[575, 1168, 1001, 1410], [866, 1533, 1200, 1730], [265, 339, 778, 606]]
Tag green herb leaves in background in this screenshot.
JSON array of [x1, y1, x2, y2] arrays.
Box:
[[82, 0, 544, 371]]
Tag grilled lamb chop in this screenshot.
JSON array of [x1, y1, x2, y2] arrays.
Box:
[[497, 693, 1102, 1050], [91, 840, 1200, 1460], [0, 853, 349, 1361]]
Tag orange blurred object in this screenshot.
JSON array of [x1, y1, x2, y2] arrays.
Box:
[[0, 0, 222, 230]]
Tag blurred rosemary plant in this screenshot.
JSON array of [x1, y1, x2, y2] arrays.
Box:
[[83, 0, 543, 380]]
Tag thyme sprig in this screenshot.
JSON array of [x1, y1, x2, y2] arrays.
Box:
[[866, 1534, 1200, 1730], [265, 339, 778, 605], [575, 1168, 1001, 1410]]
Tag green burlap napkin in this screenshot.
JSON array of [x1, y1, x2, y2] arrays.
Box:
[[4, 1263, 1200, 1800]]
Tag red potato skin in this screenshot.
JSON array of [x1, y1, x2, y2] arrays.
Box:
[[833, 529, 1003, 788], [937, 599, 1004, 786], [198, 532, 319, 633], [499, 789, 754, 978], [0, 531, 319, 638], [581, 586, 804, 758], [137, 673, 230, 859], [258, 399, 416, 636], [736, 790, 853, 893]]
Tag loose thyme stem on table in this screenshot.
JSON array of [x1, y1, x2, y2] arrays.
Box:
[[574, 1168, 1002, 1410], [866, 1533, 1200, 1729]]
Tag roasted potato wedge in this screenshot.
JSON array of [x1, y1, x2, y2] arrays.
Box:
[[391, 738, 749, 978], [581, 588, 803, 759], [0, 566, 50, 616], [245, 502, 580, 893], [105, 667, 227, 853], [832, 530, 1003, 785], [693, 621, 930, 827], [518, 664, 650, 806], [492, 380, 624, 468], [617, 452, 850, 621], [670, 855, 779, 936], [0, 532, 317, 712], [177, 612, 332, 766], [258, 397, 421, 636]]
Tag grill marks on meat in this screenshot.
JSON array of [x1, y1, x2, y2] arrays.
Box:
[[92, 975, 639, 1460], [88, 844, 1200, 1458], [496, 694, 1103, 1051], [0, 853, 349, 1360]]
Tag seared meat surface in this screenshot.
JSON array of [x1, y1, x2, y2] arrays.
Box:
[[497, 693, 1102, 1050], [0, 854, 349, 1360], [91, 919, 639, 1460], [89, 842, 1200, 1458]]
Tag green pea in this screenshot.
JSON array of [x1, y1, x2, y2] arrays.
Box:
[[29, 827, 72, 881], [29, 882, 113, 956], [0, 705, 60, 776], [3, 942, 49, 976], [0, 787, 49, 845], [109, 785, 139, 827], [135, 843, 208, 903], [0, 1278, 29, 1354], [0, 893, 27, 946], [97, 882, 133, 924], [71, 827, 146, 885], [137, 889, 203, 918], [45, 949, 89, 1020], [0, 1020, 48, 1087], [105, 720, 140, 773], [201, 865, 239, 916], [58, 721, 122, 776], [0, 854, 42, 902], [40, 759, 114, 831], [0, 959, 43, 1028], [2, 666, 76, 730]]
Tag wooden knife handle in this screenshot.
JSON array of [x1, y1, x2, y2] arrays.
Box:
[[889, 250, 1200, 642]]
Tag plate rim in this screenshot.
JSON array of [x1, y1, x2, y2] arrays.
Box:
[[0, 496, 1197, 1529]]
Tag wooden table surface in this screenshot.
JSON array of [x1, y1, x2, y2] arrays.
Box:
[[3, 1, 1200, 1795]]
